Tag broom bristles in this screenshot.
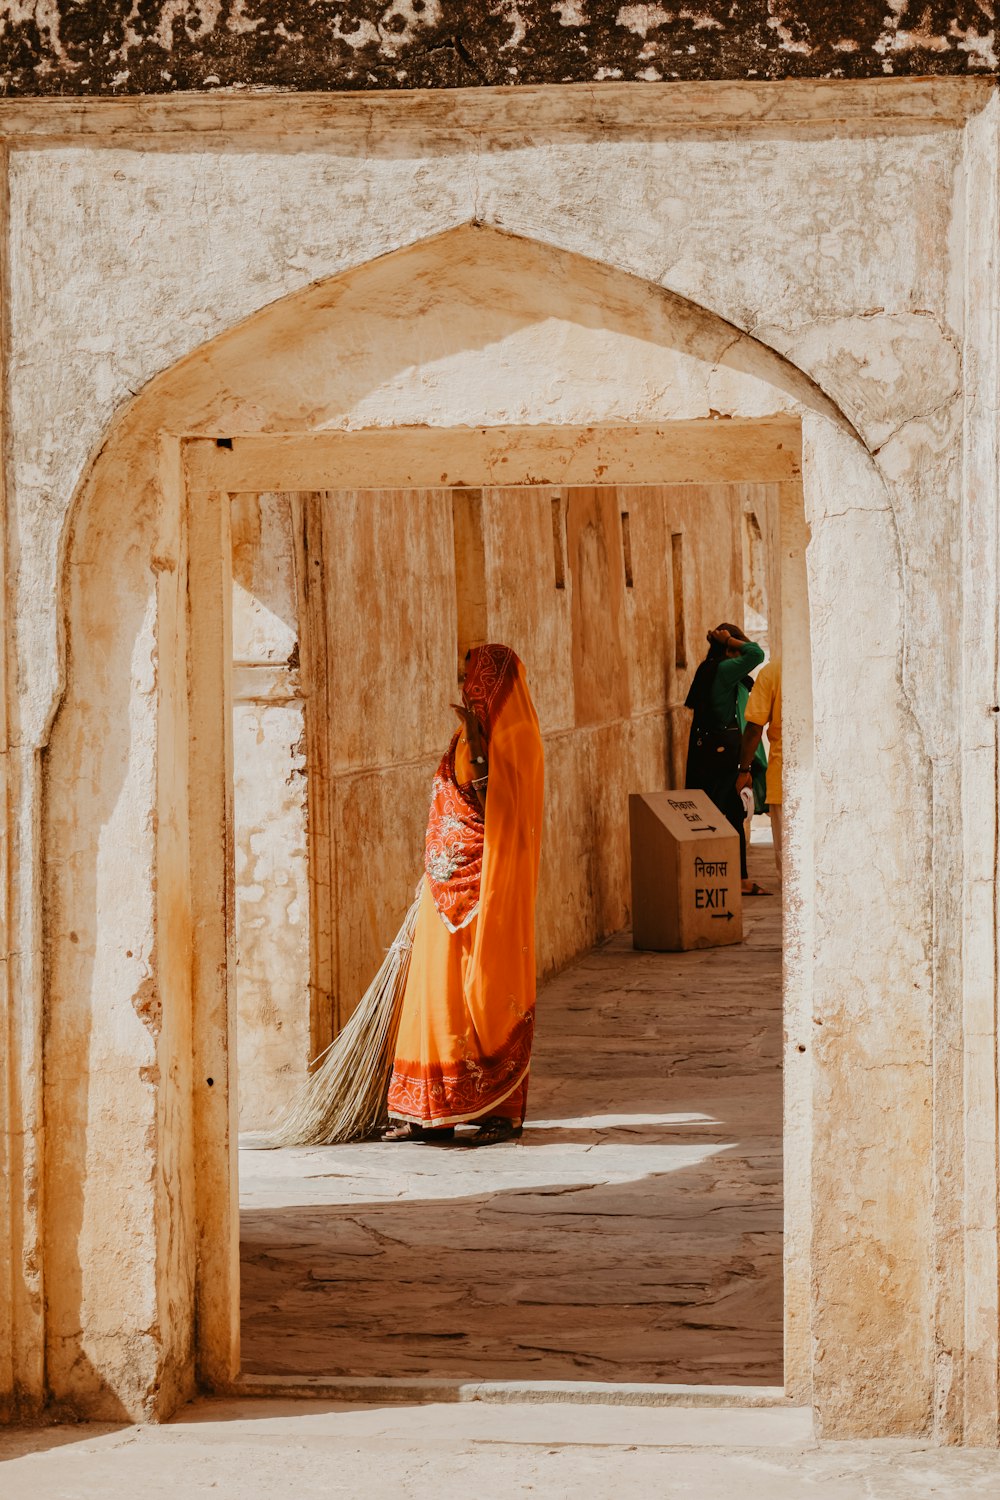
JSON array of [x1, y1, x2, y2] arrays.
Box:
[[267, 894, 421, 1146]]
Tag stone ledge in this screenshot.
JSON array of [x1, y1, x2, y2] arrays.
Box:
[[227, 1374, 793, 1408], [0, 77, 992, 144]]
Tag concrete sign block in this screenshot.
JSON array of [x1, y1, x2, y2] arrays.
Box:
[[629, 789, 743, 951]]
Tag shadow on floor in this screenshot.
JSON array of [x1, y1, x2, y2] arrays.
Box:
[[0, 1422, 131, 1463], [240, 1143, 782, 1386]]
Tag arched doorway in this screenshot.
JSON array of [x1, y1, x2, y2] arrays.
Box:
[[43, 224, 900, 1419]]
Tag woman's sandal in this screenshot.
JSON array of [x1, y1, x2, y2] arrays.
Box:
[[381, 1122, 455, 1143], [463, 1117, 524, 1148], [742, 882, 772, 897]]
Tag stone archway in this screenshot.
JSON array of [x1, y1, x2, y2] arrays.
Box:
[[41, 224, 912, 1429]]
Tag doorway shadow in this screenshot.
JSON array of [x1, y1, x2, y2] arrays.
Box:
[[240, 1135, 782, 1387], [0, 1420, 131, 1464]]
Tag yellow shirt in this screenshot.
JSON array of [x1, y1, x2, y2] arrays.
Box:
[[745, 659, 782, 805]]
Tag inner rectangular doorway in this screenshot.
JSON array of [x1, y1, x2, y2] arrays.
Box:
[[225, 463, 790, 1387]]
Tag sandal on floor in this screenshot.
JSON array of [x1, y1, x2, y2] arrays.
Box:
[[381, 1122, 455, 1143], [462, 1117, 524, 1148], [742, 882, 772, 897]]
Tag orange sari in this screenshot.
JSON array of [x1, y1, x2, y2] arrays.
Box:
[[387, 645, 544, 1127]]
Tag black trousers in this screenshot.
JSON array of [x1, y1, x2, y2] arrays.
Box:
[[686, 729, 748, 881]]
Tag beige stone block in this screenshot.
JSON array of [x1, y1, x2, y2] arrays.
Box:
[[535, 732, 597, 977], [567, 487, 631, 727], [618, 485, 671, 716], [318, 488, 456, 774], [483, 486, 576, 735], [629, 790, 742, 951]]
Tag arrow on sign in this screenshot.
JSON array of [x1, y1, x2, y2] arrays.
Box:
[[711, 911, 734, 922]]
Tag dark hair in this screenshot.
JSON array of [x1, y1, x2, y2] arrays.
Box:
[[685, 623, 749, 720]]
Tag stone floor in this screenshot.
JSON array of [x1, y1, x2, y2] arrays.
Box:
[[239, 837, 782, 1387], [6, 1399, 1000, 1500]]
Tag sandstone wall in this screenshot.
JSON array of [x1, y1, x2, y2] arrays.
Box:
[[233, 482, 748, 1130]]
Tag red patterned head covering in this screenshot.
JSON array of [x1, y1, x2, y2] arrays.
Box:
[[424, 644, 522, 932], [461, 643, 520, 738]]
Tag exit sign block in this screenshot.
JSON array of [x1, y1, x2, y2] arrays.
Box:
[[628, 788, 744, 951]]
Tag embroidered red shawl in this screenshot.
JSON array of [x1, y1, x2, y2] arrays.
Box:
[[424, 644, 519, 932]]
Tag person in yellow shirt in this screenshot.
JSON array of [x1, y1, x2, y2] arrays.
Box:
[[737, 658, 782, 874]]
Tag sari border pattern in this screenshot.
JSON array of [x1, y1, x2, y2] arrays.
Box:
[[387, 1013, 534, 1125]]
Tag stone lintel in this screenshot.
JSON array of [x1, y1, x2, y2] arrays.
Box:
[[0, 77, 992, 147]]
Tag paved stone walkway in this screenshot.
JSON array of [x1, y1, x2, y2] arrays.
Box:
[[7, 1399, 1000, 1500], [239, 843, 782, 1385], [9, 1404, 1000, 1500]]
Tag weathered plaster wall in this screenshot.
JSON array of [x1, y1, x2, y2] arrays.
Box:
[[230, 494, 312, 1131], [42, 473, 167, 1416], [741, 486, 772, 646], [0, 80, 993, 1444], [0, 2, 994, 94]]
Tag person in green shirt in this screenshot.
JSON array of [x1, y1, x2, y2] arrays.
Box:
[[684, 623, 769, 896]]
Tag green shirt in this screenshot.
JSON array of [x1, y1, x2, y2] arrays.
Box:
[[709, 640, 765, 728]]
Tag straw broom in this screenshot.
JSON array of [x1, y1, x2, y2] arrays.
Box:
[[268, 892, 421, 1146]]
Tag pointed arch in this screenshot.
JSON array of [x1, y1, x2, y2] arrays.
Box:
[[41, 222, 909, 1423]]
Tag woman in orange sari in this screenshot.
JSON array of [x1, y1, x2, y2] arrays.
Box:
[[384, 643, 544, 1147]]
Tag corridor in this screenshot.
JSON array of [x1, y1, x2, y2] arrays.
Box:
[[238, 841, 782, 1386]]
